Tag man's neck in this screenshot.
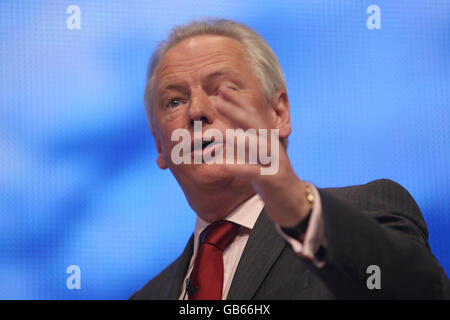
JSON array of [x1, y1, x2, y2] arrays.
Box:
[[185, 183, 256, 223]]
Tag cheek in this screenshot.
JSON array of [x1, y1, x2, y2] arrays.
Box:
[[155, 107, 187, 133], [160, 126, 179, 150], [157, 120, 190, 157], [244, 91, 270, 114]]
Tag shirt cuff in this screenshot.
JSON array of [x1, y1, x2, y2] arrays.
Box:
[[275, 184, 327, 268]]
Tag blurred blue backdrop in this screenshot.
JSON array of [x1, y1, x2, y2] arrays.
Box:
[[0, 0, 448, 299]]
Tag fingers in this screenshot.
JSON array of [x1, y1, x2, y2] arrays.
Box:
[[215, 87, 260, 129], [211, 87, 283, 178]]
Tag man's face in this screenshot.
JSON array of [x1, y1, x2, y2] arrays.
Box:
[[151, 35, 278, 189]]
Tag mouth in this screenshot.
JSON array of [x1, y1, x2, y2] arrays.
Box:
[[188, 136, 223, 162], [201, 139, 214, 149], [192, 137, 215, 151]]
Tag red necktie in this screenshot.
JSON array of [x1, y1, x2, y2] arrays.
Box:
[[188, 220, 240, 300]]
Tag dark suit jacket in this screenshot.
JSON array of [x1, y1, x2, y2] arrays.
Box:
[[130, 179, 450, 299]]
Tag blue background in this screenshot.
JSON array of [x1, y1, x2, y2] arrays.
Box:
[[0, 1, 448, 299]]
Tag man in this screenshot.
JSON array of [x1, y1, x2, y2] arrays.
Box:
[[130, 19, 449, 299]]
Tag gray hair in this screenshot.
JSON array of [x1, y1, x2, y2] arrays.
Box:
[[144, 18, 288, 148]]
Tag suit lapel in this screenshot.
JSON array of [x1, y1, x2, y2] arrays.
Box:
[[226, 209, 287, 299], [165, 234, 194, 299]]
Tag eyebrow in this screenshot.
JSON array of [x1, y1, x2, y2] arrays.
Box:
[[159, 68, 242, 93], [205, 69, 240, 82], [162, 84, 186, 92], [159, 81, 191, 96]]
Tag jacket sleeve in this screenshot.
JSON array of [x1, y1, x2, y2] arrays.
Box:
[[308, 179, 450, 299]]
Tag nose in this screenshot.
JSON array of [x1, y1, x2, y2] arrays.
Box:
[[188, 87, 215, 126]]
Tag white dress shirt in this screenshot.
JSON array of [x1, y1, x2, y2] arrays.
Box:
[[179, 184, 326, 300]]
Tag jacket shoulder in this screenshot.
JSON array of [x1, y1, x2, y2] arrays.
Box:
[[129, 257, 182, 300], [130, 232, 194, 300], [320, 179, 428, 242]]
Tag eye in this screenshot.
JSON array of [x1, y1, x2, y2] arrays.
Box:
[[214, 83, 237, 95], [223, 82, 238, 91], [167, 98, 181, 108]]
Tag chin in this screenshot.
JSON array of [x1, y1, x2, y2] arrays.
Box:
[[194, 163, 234, 185], [173, 163, 235, 189]]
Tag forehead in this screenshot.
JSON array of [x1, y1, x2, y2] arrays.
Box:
[[155, 35, 251, 84]]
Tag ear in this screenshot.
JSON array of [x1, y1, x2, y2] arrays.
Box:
[[153, 131, 169, 170], [272, 90, 291, 140]]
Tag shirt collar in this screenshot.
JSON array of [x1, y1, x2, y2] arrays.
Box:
[[192, 193, 265, 256]]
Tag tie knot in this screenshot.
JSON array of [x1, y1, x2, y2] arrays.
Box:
[[200, 220, 240, 251]]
